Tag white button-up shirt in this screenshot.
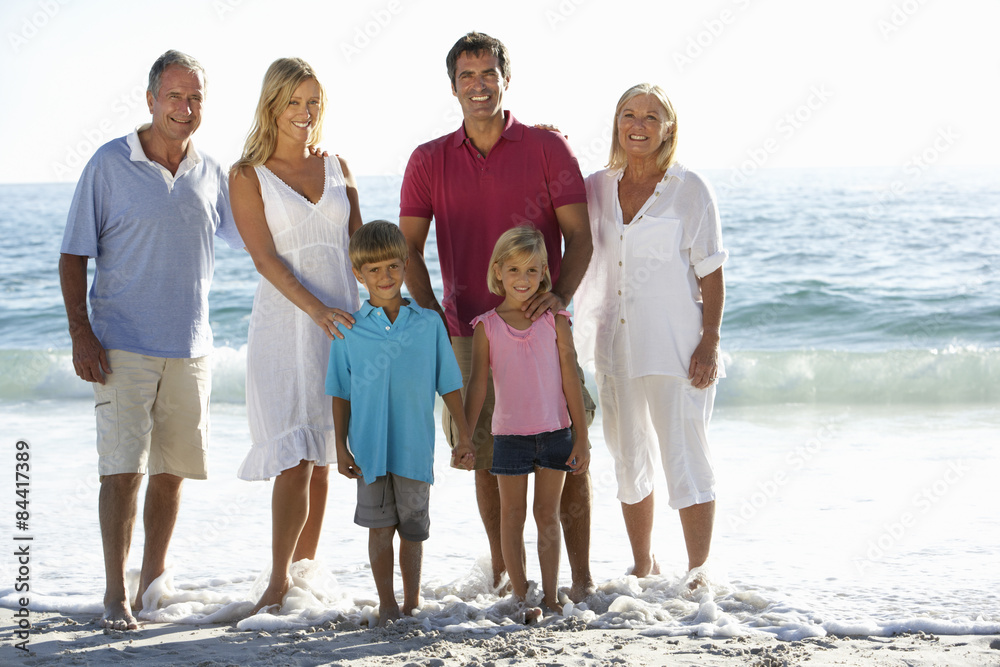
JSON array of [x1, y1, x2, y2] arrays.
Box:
[[575, 162, 728, 379]]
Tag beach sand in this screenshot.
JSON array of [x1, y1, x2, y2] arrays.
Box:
[[6, 612, 999, 666]]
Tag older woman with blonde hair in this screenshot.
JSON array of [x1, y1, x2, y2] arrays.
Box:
[[575, 83, 728, 583], [230, 57, 361, 613]]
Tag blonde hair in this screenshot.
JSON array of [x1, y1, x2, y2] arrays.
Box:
[[487, 226, 551, 297], [349, 220, 408, 270], [234, 58, 326, 171], [607, 83, 678, 171]]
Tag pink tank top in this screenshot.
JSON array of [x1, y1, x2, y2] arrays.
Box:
[[471, 309, 572, 436]]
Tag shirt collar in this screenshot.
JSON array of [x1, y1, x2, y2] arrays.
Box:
[[451, 110, 520, 149], [127, 123, 202, 165], [359, 298, 418, 318], [613, 160, 687, 184]]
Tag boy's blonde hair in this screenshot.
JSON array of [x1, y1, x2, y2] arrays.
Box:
[[349, 220, 408, 270], [487, 226, 552, 297]]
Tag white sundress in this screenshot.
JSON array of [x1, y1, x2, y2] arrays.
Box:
[[237, 155, 360, 480]]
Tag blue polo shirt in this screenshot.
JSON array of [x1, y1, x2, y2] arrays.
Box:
[[325, 299, 463, 485]]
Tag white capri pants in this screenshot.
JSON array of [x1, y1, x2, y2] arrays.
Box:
[[596, 372, 716, 509]]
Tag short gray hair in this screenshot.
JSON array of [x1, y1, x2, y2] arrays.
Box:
[[148, 50, 205, 97]]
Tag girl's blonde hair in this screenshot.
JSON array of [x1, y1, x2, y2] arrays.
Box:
[[487, 226, 552, 297], [607, 83, 678, 172], [234, 58, 326, 171]]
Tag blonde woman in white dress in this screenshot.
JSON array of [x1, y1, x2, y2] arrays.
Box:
[[230, 58, 361, 613]]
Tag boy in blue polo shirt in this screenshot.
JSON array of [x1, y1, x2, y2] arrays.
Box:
[[326, 220, 474, 626]]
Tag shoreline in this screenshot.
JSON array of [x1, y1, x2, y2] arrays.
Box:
[[5, 612, 999, 666]]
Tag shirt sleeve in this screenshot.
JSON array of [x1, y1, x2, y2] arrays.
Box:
[[434, 316, 464, 396], [688, 177, 729, 279], [60, 156, 105, 257], [214, 163, 245, 250], [399, 145, 434, 220], [325, 335, 351, 399]]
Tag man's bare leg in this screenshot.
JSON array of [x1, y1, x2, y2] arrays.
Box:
[[475, 468, 507, 588], [134, 473, 183, 616], [292, 464, 328, 562], [622, 492, 659, 578], [253, 460, 313, 613], [99, 473, 143, 630], [560, 470, 595, 601], [369, 527, 400, 626], [679, 500, 715, 571], [399, 537, 423, 617]]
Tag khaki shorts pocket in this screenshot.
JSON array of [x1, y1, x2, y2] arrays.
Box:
[[94, 388, 119, 456]]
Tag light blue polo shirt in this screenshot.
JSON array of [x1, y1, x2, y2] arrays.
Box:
[[325, 299, 463, 485], [60, 128, 243, 358]]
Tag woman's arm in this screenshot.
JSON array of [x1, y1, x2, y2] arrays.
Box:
[[555, 315, 590, 474], [229, 165, 354, 340], [688, 266, 725, 389], [338, 156, 363, 238]]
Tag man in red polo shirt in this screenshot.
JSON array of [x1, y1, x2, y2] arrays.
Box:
[[400, 31, 595, 601]]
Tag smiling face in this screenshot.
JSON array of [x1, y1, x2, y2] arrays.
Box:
[[145, 65, 204, 146], [616, 93, 674, 166], [451, 51, 508, 123], [276, 78, 321, 146], [494, 252, 547, 305], [353, 256, 407, 309]]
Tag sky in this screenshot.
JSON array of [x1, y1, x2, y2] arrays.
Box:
[[2, 0, 998, 184]]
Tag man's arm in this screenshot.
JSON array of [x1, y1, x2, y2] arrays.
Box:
[[400, 216, 447, 323], [523, 201, 593, 320], [59, 253, 109, 384]]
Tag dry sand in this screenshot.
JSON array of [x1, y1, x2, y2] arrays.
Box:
[[5, 612, 1000, 666]]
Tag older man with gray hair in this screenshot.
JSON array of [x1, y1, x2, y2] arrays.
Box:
[[59, 50, 242, 630]]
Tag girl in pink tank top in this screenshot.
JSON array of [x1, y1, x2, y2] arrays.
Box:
[[464, 227, 591, 619]]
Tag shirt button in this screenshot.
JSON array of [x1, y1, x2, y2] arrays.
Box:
[[620, 319, 625, 324], [619, 261, 622, 266], [617, 290, 622, 295], [385, 326, 390, 331]]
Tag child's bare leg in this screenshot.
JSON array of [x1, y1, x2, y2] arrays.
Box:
[[254, 460, 313, 614], [293, 465, 329, 562], [399, 537, 423, 616], [496, 474, 530, 602], [368, 526, 400, 626], [534, 467, 566, 613]]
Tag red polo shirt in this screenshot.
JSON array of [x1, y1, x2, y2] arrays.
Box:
[[400, 112, 587, 337]]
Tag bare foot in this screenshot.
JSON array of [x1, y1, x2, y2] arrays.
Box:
[[377, 602, 401, 627], [251, 576, 291, 615], [629, 555, 660, 578], [401, 600, 420, 617], [686, 570, 709, 591], [524, 606, 543, 624], [101, 599, 138, 631], [542, 596, 564, 616], [567, 579, 596, 603]]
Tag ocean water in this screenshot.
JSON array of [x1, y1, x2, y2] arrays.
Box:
[[1, 166, 998, 639]]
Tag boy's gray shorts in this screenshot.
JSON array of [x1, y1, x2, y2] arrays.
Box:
[[355, 473, 431, 542]]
